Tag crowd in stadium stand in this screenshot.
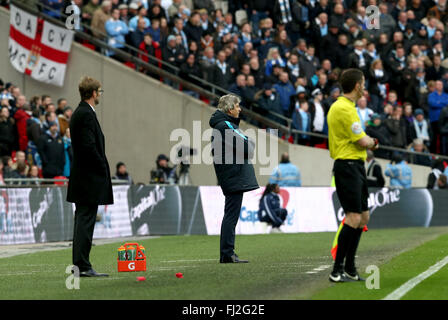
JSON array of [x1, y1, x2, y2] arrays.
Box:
[[2, 0, 448, 183]]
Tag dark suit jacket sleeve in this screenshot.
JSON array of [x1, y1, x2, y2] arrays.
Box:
[[80, 113, 106, 171]]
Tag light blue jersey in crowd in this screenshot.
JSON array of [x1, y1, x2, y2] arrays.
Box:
[[269, 162, 301, 187], [385, 161, 412, 189]]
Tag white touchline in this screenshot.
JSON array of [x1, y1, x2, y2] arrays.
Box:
[[383, 255, 448, 300]]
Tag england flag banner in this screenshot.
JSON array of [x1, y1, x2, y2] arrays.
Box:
[[8, 5, 74, 87]]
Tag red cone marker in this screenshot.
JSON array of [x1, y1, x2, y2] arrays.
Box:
[[137, 276, 146, 281], [175, 273, 183, 278]]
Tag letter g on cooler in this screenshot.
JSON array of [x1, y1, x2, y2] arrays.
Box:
[[128, 262, 136, 271]]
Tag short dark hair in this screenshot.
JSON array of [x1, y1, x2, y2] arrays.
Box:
[[339, 68, 364, 93]]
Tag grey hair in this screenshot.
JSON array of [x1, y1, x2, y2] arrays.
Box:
[[413, 138, 424, 145], [218, 94, 241, 113]]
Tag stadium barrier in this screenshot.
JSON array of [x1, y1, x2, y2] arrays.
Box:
[[0, 185, 447, 245]]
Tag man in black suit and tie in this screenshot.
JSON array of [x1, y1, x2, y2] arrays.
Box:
[[67, 76, 114, 277]]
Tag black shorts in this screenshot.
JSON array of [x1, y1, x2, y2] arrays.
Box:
[[333, 159, 369, 214]]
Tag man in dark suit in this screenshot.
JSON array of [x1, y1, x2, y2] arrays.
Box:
[[209, 94, 259, 263], [67, 76, 113, 277]]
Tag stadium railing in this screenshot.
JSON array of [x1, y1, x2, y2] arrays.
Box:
[[3, 178, 130, 186], [8, 0, 448, 163]]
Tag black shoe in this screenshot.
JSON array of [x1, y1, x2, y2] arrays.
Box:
[[79, 268, 109, 277], [344, 269, 365, 281], [220, 254, 249, 263], [329, 271, 355, 283]]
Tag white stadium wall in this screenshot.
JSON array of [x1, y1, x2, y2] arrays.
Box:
[[0, 7, 431, 187]]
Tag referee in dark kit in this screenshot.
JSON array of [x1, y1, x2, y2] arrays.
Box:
[[327, 69, 379, 282]]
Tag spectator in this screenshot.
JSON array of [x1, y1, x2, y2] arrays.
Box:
[[1, 156, 14, 183], [42, 0, 64, 19], [179, 53, 202, 98], [148, 1, 167, 21], [255, 83, 283, 124], [348, 40, 371, 75], [118, 4, 130, 25], [285, 52, 302, 85], [309, 88, 326, 144], [150, 154, 178, 184], [26, 108, 42, 145], [427, 159, 446, 189], [58, 106, 72, 137], [26, 108, 42, 170], [113, 162, 133, 184], [228, 74, 247, 102], [37, 121, 65, 179], [13, 95, 30, 152], [82, 0, 100, 24], [385, 153, 412, 189], [172, 17, 189, 53], [42, 111, 58, 132], [105, 8, 129, 59], [292, 100, 311, 145], [426, 54, 447, 81], [91, 0, 112, 39], [386, 45, 407, 95], [299, 45, 320, 83], [147, 18, 162, 44], [258, 183, 288, 233], [384, 105, 408, 149], [265, 47, 286, 76], [368, 59, 388, 113], [265, 64, 283, 85], [379, 2, 397, 38], [138, 33, 162, 71], [356, 96, 374, 131], [244, 75, 258, 107], [168, 0, 183, 20], [410, 108, 432, 149], [0, 106, 15, 157], [27, 165, 40, 185], [334, 34, 351, 70], [427, 1, 448, 23], [437, 174, 448, 189], [56, 98, 67, 116], [212, 50, 232, 89], [128, 6, 150, 32], [62, 128, 72, 178], [408, 138, 432, 167], [273, 72, 295, 117], [366, 150, 385, 188], [269, 152, 301, 186], [365, 113, 392, 159], [11, 150, 29, 177], [428, 80, 448, 153], [183, 12, 203, 45]]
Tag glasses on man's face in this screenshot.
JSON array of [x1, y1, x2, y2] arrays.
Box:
[[98, 89, 104, 95]]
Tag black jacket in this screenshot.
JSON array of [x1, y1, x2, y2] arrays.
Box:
[[366, 159, 385, 188], [183, 21, 203, 44], [0, 118, 15, 157], [37, 131, 65, 178], [209, 110, 258, 195], [67, 101, 113, 205]]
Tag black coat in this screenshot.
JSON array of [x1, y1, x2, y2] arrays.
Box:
[[67, 101, 113, 205], [37, 131, 65, 178], [209, 110, 259, 195], [0, 118, 15, 157]]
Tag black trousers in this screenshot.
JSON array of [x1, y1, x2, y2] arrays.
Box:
[[220, 191, 244, 260], [72, 203, 98, 272]]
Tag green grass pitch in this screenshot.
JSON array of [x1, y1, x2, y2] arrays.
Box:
[[1, 227, 448, 300]]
